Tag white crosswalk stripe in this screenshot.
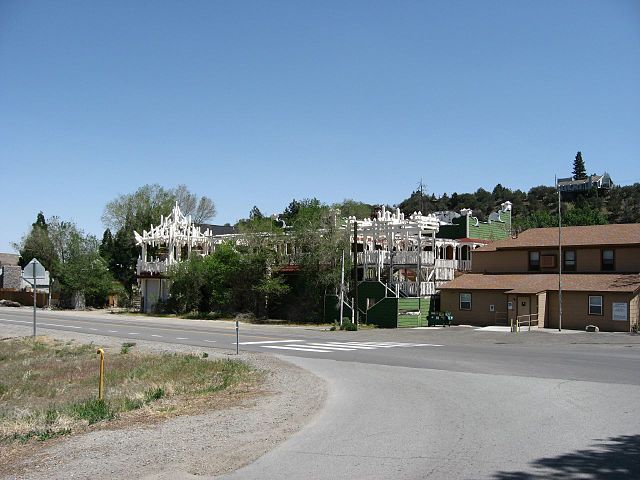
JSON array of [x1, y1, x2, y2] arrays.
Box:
[[263, 345, 334, 353], [261, 341, 442, 354]]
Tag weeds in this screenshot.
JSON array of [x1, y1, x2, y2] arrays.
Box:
[[0, 337, 257, 444], [123, 397, 144, 411], [144, 387, 165, 402], [11, 428, 71, 443], [120, 342, 136, 354], [69, 399, 115, 424]]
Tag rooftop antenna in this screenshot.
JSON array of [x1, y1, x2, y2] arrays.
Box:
[[418, 178, 427, 214]]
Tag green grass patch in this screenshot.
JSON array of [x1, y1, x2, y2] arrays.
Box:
[[0, 337, 258, 444], [68, 399, 115, 424]]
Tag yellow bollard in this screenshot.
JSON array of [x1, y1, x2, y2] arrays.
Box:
[[96, 348, 105, 400]]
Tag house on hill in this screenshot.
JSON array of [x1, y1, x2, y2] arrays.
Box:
[[557, 173, 614, 194], [439, 223, 640, 332]]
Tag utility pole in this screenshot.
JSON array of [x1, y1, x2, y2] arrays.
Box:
[[32, 262, 37, 337], [353, 221, 359, 327], [339, 249, 345, 327], [557, 177, 563, 332]]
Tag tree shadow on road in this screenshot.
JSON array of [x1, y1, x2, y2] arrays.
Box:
[[492, 434, 640, 479]]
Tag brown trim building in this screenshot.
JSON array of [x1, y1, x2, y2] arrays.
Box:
[[439, 224, 640, 332]]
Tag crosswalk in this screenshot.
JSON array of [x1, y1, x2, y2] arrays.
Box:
[[258, 341, 442, 354]]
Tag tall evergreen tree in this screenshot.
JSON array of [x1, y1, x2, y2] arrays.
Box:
[[572, 151, 587, 180], [15, 212, 57, 273]]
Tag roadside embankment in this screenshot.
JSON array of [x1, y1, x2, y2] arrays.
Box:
[[0, 324, 327, 479]]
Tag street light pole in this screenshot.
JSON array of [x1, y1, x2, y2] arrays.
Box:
[[353, 221, 359, 328], [557, 178, 563, 332]]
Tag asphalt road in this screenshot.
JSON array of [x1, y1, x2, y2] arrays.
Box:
[[2, 306, 640, 478]]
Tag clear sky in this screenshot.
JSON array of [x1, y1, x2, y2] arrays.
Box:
[[1, 0, 639, 252]]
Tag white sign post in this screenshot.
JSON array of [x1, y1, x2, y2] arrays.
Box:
[[22, 259, 46, 337]]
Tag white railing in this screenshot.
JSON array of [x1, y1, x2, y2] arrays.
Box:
[[434, 267, 455, 281], [357, 251, 438, 266], [390, 281, 437, 297], [356, 253, 470, 272], [421, 282, 436, 296], [459, 260, 472, 271], [136, 259, 169, 276], [513, 314, 539, 332], [435, 259, 457, 269]]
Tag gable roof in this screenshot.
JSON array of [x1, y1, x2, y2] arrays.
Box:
[[557, 175, 603, 186], [475, 224, 640, 252], [439, 273, 640, 294]]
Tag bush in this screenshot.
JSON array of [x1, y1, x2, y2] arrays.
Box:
[[340, 321, 357, 331]]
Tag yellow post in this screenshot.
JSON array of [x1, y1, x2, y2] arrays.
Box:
[[96, 348, 105, 400]]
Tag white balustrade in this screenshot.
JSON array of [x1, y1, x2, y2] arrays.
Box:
[[136, 259, 169, 275], [459, 260, 472, 271]]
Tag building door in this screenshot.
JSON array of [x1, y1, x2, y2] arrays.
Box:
[[517, 296, 530, 319]]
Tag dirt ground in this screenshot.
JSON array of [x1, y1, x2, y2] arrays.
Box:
[[0, 325, 327, 479]]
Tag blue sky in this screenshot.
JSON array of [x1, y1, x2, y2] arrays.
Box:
[[1, 0, 639, 252]]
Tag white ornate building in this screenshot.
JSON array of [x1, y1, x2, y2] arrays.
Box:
[[348, 206, 467, 297], [134, 204, 238, 312], [135, 203, 490, 312]]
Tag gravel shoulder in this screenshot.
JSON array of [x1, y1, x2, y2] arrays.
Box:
[[0, 324, 327, 480]]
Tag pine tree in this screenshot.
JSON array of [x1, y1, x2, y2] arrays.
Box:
[[572, 151, 587, 180]]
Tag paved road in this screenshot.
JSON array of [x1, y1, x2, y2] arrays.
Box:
[[2, 307, 640, 478]]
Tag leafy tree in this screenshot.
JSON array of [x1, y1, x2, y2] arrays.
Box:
[[58, 232, 114, 307], [398, 190, 430, 215], [47, 216, 78, 266], [168, 243, 245, 314], [249, 206, 263, 220], [332, 199, 374, 219], [573, 151, 587, 180], [14, 212, 58, 275], [173, 184, 217, 223], [102, 184, 216, 233], [15, 213, 115, 307]]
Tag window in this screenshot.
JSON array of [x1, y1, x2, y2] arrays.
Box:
[[529, 251, 540, 271], [563, 250, 576, 271], [459, 293, 472, 310], [589, 296, 603, 315], [602, 249, 614, 271]]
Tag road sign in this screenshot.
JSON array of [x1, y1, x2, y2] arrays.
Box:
[[22, 258, 47, 337], [22, 258, 46, 281]]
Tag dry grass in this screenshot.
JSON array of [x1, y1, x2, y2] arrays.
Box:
[[0, 336, 261, 447]]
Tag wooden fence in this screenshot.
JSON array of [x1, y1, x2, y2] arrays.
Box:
[[0, 289, 57, 307]]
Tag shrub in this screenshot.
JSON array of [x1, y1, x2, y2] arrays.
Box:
[[340, 321, 357, 331]]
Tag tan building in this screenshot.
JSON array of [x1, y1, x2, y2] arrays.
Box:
[[439, 224, 640, 332]]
